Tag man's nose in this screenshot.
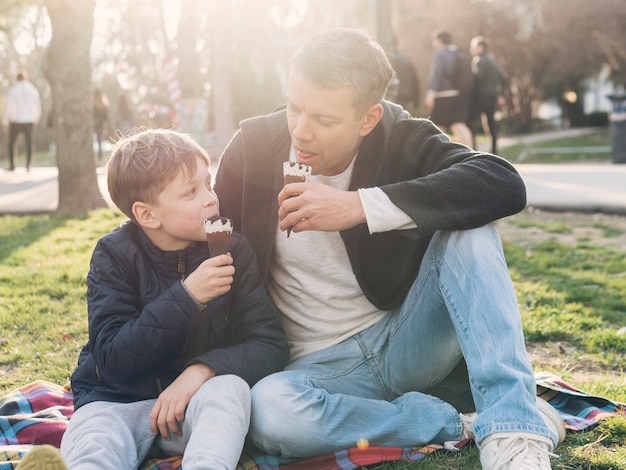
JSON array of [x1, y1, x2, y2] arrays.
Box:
[[291, 115, 313, 141]]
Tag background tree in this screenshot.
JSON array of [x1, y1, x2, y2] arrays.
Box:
[[43, 0, 106, 213]]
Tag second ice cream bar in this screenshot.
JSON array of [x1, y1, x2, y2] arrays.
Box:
[[204, 216, 233, 257], [283, 161, 312, 237]]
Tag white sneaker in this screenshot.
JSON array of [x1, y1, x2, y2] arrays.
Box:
[[460, 411, 477, 440], [479, 432, 557, 469], [478, 397, 566, 469], [443, 411, 476, 451], [536, 396, 566, 443]]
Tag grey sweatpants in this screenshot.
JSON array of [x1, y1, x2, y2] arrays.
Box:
[[60, 375, 251, 470]]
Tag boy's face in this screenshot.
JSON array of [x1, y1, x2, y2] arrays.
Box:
[[145, 156, 218, 251], [286, 70, 377, 177]]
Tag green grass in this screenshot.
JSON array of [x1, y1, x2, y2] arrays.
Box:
[[0, 208, 625, 469], [506, 240, 626, 367], [0, 209, 126, 391], [591, 223, 625, 238], [510, 218, 574, 234], [2, 149, 57, 168], [498, 128, 612, 163], [3, 145, 110, 169]]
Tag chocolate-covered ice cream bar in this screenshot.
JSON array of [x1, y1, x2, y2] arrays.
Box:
[[204, 216, 233, 257], [283, 162, 312, 237]]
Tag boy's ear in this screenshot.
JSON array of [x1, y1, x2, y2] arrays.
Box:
[[358, 103, 384, 137], [132, 201, 161, 230]]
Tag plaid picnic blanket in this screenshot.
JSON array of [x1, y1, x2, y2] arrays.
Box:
[[0, 373, 624, 470]]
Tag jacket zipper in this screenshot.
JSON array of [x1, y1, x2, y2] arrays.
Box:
[[177, 257, 185, 279]]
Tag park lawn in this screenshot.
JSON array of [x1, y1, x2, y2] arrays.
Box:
[[497, 127, 612, 163], [0, 208, 625, 469]]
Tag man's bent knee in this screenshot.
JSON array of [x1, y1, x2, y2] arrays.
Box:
[[249, 372, 319, 457]]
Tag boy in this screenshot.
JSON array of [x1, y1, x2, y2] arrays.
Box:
[[19, 128, 289, 470]]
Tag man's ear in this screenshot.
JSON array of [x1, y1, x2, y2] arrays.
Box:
[[359, 103, 384, 137], [132, 201, 161, 230]]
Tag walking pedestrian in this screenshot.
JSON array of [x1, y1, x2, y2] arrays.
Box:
[[93, 88, 110, 163], [2, 71, 41, 171], [425, 30, 474, 147], [468, 36, 506, 154], [386, 35, 420, 113]]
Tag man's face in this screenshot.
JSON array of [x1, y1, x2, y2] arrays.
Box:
[[286, 70, 371, 176]]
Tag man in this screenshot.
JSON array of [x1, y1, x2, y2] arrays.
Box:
[[468, 36, 507, 154], [2, 71, 41, 171], [425, 30, 473, 147], [215, 28, 566, 469]]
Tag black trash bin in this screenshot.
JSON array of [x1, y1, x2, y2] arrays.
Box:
[[607, 92, 626, 164]]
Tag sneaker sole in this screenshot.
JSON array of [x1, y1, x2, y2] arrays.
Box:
[[537, 397, 566, 443]]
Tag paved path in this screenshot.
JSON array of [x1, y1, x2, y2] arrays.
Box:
[[519, 163, 626, 214], [0, 166, 111, 214]]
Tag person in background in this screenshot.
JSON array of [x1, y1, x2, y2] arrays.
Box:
[[114, 93, 135, 135], [386, 35, 420, 113], [92, 88, 110, 163], [425, 30, 473, 147], [2, 71, 41, 172], [17, 128, 289, 470], [215, 28, 566, 470], [468, 36, 507, 154]]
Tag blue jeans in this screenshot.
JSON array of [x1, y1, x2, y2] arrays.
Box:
[[250, 225, 558, 459]]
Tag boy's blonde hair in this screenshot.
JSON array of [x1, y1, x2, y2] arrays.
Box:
[[107, 128, 210, 222]]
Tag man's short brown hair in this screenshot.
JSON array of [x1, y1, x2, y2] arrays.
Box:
[[107, 128, 210, 222], [290, 28, 393, 112]]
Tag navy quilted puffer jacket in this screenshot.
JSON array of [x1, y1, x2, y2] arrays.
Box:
[[70, 221, 289, 410]]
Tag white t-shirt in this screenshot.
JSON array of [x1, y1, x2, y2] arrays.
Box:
[[267, 148, 416, 361]]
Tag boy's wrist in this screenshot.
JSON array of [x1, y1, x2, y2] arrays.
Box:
[[180, 280, 207, 310]]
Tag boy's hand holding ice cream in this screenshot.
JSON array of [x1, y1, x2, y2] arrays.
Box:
[[182, 217, 235, 304]]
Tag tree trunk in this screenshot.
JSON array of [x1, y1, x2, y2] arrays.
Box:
[[42, 0, 106, 214]]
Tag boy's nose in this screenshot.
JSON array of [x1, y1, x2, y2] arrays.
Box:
[[204, 188, 218, 207]]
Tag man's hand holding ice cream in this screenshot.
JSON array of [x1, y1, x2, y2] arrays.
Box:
[[278, 181, 367, 234], [282, 162, 311, 237]]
